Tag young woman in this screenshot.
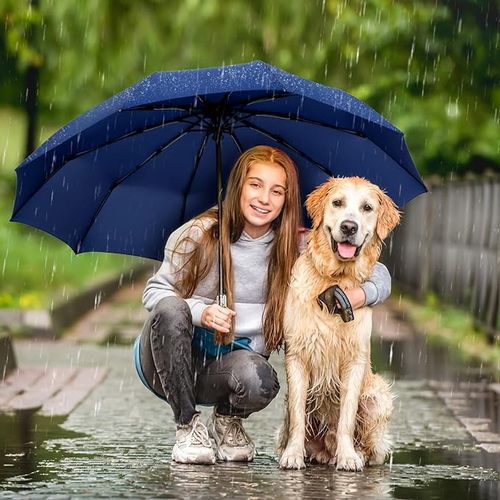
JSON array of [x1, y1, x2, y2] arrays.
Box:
[[134, 145, 391, 464]]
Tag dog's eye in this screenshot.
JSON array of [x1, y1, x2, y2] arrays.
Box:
[[332, 199, 342, 207], [363, 204, 373, 212]]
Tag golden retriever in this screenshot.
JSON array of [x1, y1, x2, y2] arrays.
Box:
[[278, 176, 400, 471]]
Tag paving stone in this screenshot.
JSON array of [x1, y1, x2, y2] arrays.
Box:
[[478, 443, 500, 453], [469, 431, 500, 443]]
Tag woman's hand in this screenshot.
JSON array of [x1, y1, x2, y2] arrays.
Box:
[[343, 287, 366, 310], [201, 305, 236, 333]]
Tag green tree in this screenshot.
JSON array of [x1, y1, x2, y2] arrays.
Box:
[[1, 0, 498, 176]]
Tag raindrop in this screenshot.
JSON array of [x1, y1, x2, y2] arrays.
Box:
[[1, 248, 8, 278], [93, 399, 102, 417], [50, 262, 56, 284], [94, 292, 102, 309]]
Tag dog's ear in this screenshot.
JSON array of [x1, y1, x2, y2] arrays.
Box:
[[376, 189, 401, 240], [305, 179, 335, 229]]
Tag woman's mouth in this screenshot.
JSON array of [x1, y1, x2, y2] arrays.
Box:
[[250, 205, 271, 216]]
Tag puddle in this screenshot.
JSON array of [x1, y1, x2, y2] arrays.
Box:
[[372, 334, 496, 384], [374, 336, 500, 498], [0, 412, 86, 485]]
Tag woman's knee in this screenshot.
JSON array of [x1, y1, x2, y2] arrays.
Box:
[[151, 296, 192, 331], [232, 353, 280, 408], [143, 297, 194, 348]]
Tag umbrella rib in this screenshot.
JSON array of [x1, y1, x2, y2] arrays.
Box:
[[196, 95, 209, 105], [127, 93, 292, 112], [180, 132, 210, 222], [239, 119, 332, 176], [231, 92, 293, 108], [71, 112, 204, 160], [127, 104, 195, 112], [234, 110, 366, 138], [227, 131, 243, 154], [74, 120, 202, 252]]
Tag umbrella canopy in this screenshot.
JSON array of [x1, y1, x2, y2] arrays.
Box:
[[11, 60, 427, 264]]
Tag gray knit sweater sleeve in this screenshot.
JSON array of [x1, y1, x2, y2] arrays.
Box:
[[361, 261, 391, 306], [142, 218, 215, 325]]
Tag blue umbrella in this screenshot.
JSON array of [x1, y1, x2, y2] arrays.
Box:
[[11, 60, 427, 303]]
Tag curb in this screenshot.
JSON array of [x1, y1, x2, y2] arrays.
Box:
[[0, 262, 154, 339]]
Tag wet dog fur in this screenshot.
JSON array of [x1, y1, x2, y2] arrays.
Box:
[[278, 176, 400, 471]]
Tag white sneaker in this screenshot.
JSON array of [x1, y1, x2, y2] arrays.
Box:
[[208, 411, 256, 462], [172, 413, 216, 464]]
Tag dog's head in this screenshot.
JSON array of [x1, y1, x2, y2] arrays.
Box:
[[305, 177, 400, 271]]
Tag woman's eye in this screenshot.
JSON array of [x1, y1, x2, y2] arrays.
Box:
[[250, 183, 261, 189], [272, 189, 285, 196], [333, 199, 342, 207]]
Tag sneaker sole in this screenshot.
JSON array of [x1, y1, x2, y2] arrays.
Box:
[[171, 453, 216, 465], [172, 447, 216, 465], [216, 449, 255, 462]]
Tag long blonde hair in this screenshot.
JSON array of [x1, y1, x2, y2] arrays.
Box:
[[174, 145, 301, 351]]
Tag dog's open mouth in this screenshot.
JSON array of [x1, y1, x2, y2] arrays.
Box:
[[332, 239, 362, 260]]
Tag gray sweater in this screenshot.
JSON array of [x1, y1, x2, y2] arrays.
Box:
[[143, 218, 391, 355]]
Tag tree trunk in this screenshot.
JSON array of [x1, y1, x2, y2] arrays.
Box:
[[24, 0, 40, 158], [24, 63, 39, 158]]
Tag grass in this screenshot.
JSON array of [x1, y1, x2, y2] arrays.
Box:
[[0, 108, 25, 177], [0, 108, 141, 310], [394, 290, 500, 372]]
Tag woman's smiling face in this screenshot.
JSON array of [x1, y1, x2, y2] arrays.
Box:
[[240, 161, 287, 239]]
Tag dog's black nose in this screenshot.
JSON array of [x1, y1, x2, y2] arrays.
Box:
[[340, 220, 358, 236]]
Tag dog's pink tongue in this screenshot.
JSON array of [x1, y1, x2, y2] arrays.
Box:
[[338, 242, 357, 258]]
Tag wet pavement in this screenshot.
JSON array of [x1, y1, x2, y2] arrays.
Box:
[[1, 292, 500, 498]]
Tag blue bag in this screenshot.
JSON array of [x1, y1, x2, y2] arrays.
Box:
[[192, 327, 253, 357]]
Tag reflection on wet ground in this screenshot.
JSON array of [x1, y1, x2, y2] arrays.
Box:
[[0, 412, 86, 484], [0, 336, 499, 499], [373, 333, 498, 385]]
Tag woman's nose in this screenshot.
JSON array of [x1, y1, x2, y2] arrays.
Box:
[[259, 189, 270, 204]]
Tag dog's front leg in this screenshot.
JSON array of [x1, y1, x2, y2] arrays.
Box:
[[279, 355, 309, 470], [334, 357, 367, 471]]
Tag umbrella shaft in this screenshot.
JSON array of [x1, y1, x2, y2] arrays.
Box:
[[215, 119, 226, 304]]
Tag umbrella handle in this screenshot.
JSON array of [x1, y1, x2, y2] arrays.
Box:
[[217, 294, 227, 308]]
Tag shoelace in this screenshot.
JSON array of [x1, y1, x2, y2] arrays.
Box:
[[222, 418, 253, 447], [188, 418, 212, 447]]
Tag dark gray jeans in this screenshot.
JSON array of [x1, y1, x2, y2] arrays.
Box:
[[138, 296, 280, 425]]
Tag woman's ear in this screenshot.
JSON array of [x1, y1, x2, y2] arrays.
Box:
[[376, 189, 401, 240], [305, 179, 335, 229]]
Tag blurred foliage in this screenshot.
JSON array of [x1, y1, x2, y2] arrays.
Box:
[[0, 0, 499, 176], [396, 290, 500, 372], [0, 190, 137, 309]]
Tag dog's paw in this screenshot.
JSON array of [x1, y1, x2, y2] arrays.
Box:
[[368, 451, 387, 466], [279, 450, 306, 470], [335, 450, 365, 471], [309, 449, 331, 464]]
